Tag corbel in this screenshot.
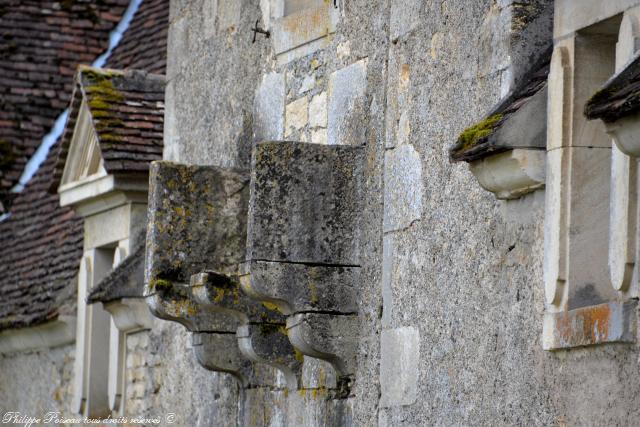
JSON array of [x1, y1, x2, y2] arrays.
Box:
[[191, 271, 303, 389], [145, 161, 300, 388], [243, 141, 363, 391]]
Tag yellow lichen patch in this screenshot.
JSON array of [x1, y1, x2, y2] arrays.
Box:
[[308, 282, 319, 305], [456, 113, 503, 151], [149, 278, 173, 292], [261, 301, 282, 313], [293, 348, 304, 364]]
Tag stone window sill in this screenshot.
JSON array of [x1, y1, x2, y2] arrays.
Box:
[[542, 300, 637, 350]]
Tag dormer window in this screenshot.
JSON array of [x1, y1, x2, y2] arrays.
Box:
[[55, 66, 164, 416]]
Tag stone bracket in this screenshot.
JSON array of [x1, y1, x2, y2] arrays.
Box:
[[191, 271, 303, 389], [468, 149, 546, 200], [239, 261, 360, 315], [287, 313, 358, 382], [244, 142, 364, 389], [145, 161, 307, 388], [192, 332, 272, 389]]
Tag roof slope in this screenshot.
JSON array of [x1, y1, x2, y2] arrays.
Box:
[[585, 50, 640, 123], [0, 0, 168, 332], [0, 0, 130, 210], [106, 0, 168, 74], [0, 147, 83, 331]]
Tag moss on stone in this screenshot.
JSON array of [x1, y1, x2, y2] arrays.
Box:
[[457, 113, 503, 151], [82, 69, 124, 140]]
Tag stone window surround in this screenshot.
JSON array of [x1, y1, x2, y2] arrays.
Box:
[[59, 105, 153, 417], [542, 5, 640, 350]]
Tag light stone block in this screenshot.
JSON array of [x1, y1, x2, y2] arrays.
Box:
[[380, 327, 420, 407], [543, 147, 570, 309], [609, 144, 637, 293], [311, 128, 328, 145], [285, 96, 309, 137], [381, 235, 394, 328], [383, 144, 423, 233], [271, 3, 339, 60], [390, 0, 421, 41], [567, 147, 616, 310], [299, 75, 315, 94], [328, 59, 368, 146], [253, 72, 285, 143], [309, 91, 327, 128], [542, 301, 637, 350], [546, 44, 571, 151], [571, 35, 616, 148]]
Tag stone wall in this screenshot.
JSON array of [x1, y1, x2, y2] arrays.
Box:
[[0, 345, 75, 421], [161, 0, 640, 425], [4, 0, 640, 426]]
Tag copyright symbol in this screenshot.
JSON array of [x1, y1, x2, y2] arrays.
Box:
[[166, 413, 176, 423]]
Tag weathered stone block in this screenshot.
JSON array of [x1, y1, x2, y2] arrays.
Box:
[[383, 144, 423, 233], [542, 300, 637, 350], [309, 92, 327, 128], [253, 72, 285, 143], [145, 161, 249, 287], [285, 97, 309, 137], [328, 60, 368, 146], [239, 260, 360, 315], [247, 142, 364, 265]]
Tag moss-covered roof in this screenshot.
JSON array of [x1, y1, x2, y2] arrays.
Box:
[[449, 47, 551, 163], [51, 66, 166, 190], [585, 50, 640, 123]]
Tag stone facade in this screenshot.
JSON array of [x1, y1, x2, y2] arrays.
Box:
[[5, 0, 640, 426]]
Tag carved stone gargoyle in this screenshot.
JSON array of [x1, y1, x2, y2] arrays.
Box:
[[144, 161, 302, 389], [242, 141, 363, 392]]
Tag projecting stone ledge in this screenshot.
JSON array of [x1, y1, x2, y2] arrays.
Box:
[[542, 300, 638, 350], [449, 48, 550, 200]]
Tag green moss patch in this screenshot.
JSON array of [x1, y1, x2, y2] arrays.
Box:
[[456, 113, 503, 151], [82, 69, 124, 140]]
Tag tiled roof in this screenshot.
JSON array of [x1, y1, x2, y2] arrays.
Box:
[[105, 0, 168, 74], [0, 146, 83, 331], [52, 66, 165, 188], [585, 50, 640, 123], [449, 47, 551, 163], [0, 0, 168, 331], [0, 0, 130, 211]]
